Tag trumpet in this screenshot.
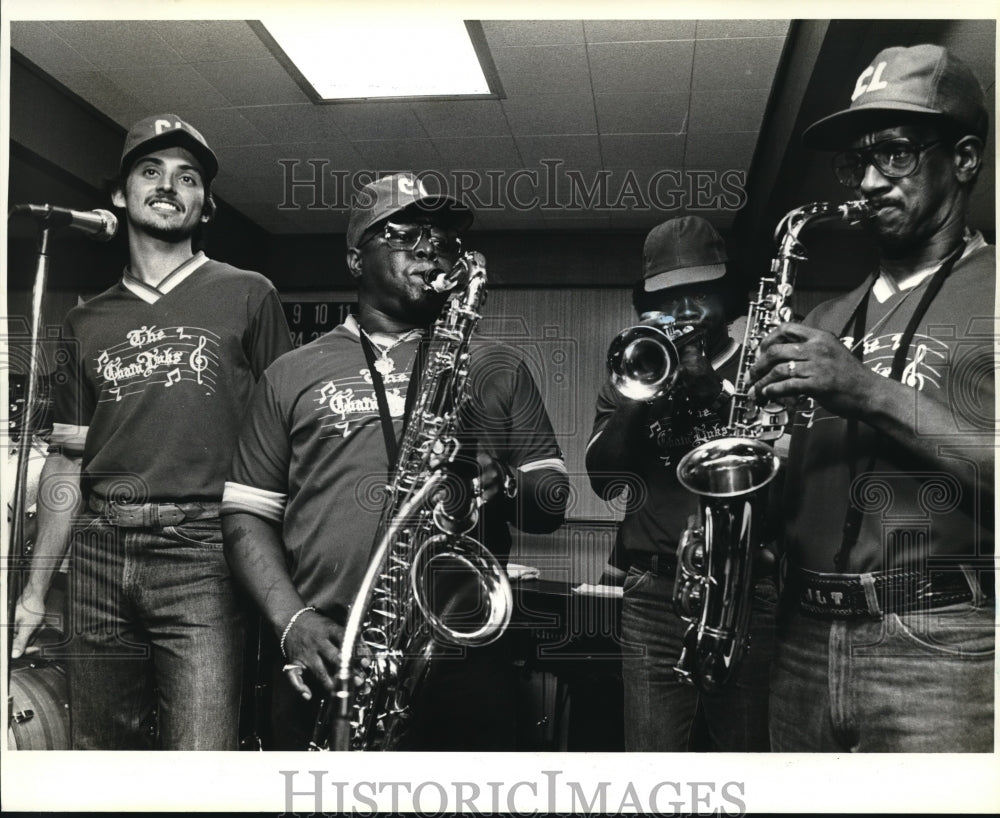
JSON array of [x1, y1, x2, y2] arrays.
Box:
[[607, 313, 704, 401]]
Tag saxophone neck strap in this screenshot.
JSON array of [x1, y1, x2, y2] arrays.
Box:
[[359, 330, 427, 472], [834, 242, 965, 572]]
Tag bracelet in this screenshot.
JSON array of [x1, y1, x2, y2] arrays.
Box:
[[279, 606, 315, 659]]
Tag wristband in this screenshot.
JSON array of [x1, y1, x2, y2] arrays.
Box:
[[279, 606, 315, 659], [494, 458, 518, 500]]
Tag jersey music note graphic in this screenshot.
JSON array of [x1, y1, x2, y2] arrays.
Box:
[[178, 327, 193, 340], [164, 368, 182, 387], [189, 336, 209, 385], [901, 344, 929, 389]]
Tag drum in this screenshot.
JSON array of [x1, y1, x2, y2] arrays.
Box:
[[8, 657, 70, 750]]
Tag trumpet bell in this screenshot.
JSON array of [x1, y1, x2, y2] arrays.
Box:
[[607, 325, 682, 401]]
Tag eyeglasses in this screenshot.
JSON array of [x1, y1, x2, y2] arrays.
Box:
[[358, 221, 462, 258], [832, 139, 943, 188]]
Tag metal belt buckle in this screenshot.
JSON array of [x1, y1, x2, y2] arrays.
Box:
[[156, 504, 186, 526]]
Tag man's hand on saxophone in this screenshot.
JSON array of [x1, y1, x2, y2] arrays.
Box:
[[749, 321, 889, 419], [280, 609, 345, 701]]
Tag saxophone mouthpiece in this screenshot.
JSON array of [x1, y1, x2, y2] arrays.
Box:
[[842, 199, 872, 222], [423, 268, 458, 293]]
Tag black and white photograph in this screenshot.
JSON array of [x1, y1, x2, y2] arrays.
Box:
[[2, 0, 997, 813]]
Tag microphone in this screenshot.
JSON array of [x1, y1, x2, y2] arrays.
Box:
[[10, 204, 118, 241]]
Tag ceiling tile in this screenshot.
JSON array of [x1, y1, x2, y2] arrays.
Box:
[[238, 105, 346, 143], [601, 135, 686, 169], [46, 21, 183, 70], [432, 137, 523, 168], [692, 37, 785, 91], [588, 40, 695, 94], [51, 71, 147, 124], [516, 134, 601, 169], [695, 20, 791, 39], [197, 59, 311, 106], [147, 21, 274, 62], [170, 108, 270, 149], [501, 93, 597, 136], [683, 130, 758, 168], [688, 89, 770, 133], [329, 103, 429, 141], [481, 20, 585, 48], [103, 65, 233, 110], [491, 45, 592, 96], [351, 139, 442, 170], [11, 22, 97, 74], [594, 92, 689, 134], [411, 100, 511, 139], [583, 20, 697, 43]]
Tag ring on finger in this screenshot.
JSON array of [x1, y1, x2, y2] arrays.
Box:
[[787, 360, 797, 376]]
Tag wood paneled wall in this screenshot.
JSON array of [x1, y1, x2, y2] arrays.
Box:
[[481, 288, 635, 524]]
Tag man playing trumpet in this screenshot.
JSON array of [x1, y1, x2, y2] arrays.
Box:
[[587, 216, 777, 751]]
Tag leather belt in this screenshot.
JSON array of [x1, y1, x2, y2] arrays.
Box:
[[626, 550, 676, 575], [88, 495, 220, 528], [791, 566, 994, 620]]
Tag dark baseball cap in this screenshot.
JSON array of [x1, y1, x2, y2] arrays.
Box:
[[640, 216, 728, 292], [120, 114, 219, 181], [347, 172, 473, 248], [803, 44, 988, 149]]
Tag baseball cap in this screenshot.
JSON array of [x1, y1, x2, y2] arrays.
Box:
[[120, 114, 219, 181], [347, 173, 473, 248], [803, 44, 988, 149], [641, 216, 727, 292]]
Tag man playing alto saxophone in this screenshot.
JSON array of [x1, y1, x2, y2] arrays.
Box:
[[750, 45, 994, 752], [587, 216, 777, 751], [221, 173, 567, 750]]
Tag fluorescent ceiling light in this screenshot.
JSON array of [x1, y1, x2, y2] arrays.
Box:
[[260, 19, 491, 100]]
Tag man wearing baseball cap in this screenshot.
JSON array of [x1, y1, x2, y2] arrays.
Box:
[[750, 45, 994, 751], [223, 172, 567, 749], [587, 215, 777, 751], [11, 114, 292, 749]]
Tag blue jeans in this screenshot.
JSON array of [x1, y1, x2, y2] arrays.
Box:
[[56, 514, 244, 750], [770, 599, 995, 752], [620, 567, 776, 751]]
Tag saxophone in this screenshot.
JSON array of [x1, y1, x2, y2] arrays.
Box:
[[310, 250, 514, 750], [672, 200, 870, 694]]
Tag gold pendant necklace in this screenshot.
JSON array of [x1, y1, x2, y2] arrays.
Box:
[[361, 329, 404, 375]]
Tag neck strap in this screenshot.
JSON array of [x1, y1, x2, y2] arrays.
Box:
[[833, 242, 966, 572], [359, 330, 425, 472]]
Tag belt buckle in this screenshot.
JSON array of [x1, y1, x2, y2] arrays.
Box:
[[156, 504, 186, 526]]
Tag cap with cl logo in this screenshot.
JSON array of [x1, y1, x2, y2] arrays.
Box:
[[120, 114, 219, 181], [347, 172, 473, 248], [803, 44, 988, 149]]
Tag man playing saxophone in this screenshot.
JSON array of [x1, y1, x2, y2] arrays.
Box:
[[587, 216, 777, 751], [750, 45, 994, 752], [220, 172, 567, 750]]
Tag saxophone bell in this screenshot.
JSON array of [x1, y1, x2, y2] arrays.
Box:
[[607, 314, 704, 401]]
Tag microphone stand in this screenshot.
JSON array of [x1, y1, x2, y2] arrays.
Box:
[[6, 220, 51, 674]]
